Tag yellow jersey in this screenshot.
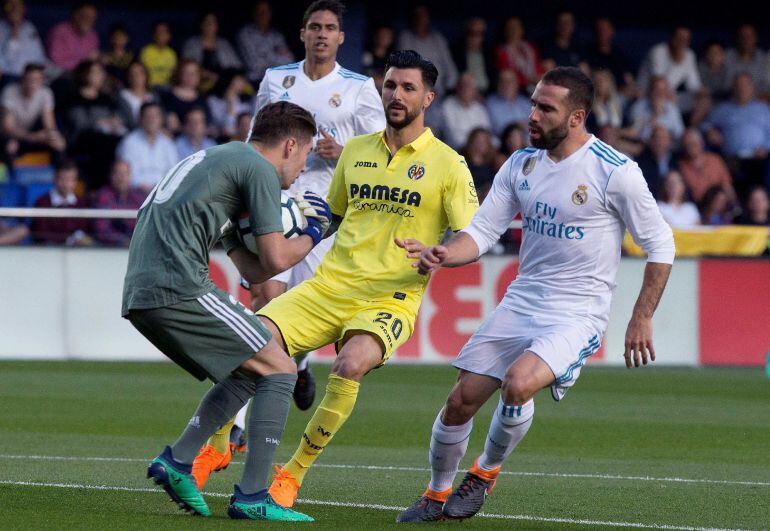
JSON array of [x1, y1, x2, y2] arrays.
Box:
[[315, 128, 479, 314]]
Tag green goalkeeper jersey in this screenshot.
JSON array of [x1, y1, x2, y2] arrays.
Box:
[[122, 141, 282, 315]]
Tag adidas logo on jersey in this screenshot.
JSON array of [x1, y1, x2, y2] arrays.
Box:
[[518, 180, 530, 191], [279, 91, 290, 100]]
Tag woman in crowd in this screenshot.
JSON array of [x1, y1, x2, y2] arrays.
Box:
[[656, 170, 701, 228], [736, 186, 769, 226], [182, 11, 242, 91], [495, 16, 542, 90], [206, 69, 251, 139], [700, 185, 736, 225], [494, 122, 527, 170], [159, 58, 208, 135], [462, 127, 497, 203], [118, 61, 158, 130]]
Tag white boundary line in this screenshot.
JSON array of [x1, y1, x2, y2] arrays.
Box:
[[1, 454, 768, 488], [0, 479, 747, 531]]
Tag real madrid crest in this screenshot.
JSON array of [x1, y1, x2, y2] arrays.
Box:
[[407, 162, 425, 180], [329, 93, 342, 107], [282, 75, 295, 89], [522, 156, 536, 176], [571, 184, 588, 205]]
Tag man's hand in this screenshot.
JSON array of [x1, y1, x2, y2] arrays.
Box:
[[395, 237, 425, 261], [623, 314, 655, 368], [315, 128, 343, 160], [295, 191, 331, 233], [415, 245, 449, 275]]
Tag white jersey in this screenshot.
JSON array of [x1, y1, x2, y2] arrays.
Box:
[[463, 135, 675, 329], [252, 60, 386, 198]]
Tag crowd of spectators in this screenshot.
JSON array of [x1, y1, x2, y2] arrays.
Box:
[[1, 1, 769, 248]]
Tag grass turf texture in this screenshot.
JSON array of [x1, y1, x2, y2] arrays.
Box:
[[0, 361, 768, 529]]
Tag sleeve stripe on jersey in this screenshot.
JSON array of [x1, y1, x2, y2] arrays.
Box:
[[593, 140, 627, 165], [267, 62, 300, 72], [590, 146, 623, 167], [338, 70, 369, 81]]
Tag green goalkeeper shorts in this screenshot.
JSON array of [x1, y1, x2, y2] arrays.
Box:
[[126, 287, 273, 382]]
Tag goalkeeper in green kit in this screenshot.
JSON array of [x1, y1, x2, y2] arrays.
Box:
[[121, 101, 331, 522]]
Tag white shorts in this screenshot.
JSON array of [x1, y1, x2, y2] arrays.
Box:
[[452, 306, 602, 401], [271, 233, 335, 288]]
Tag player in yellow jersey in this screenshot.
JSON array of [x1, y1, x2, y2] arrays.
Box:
[[259, 50, 479, 507]]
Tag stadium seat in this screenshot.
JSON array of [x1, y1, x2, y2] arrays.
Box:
[[24, 182, 54, 207], [13, 166, 55, 185], [0, 182, 23, 207]]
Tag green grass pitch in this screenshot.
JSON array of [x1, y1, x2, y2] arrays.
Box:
[[0, 360, 768, 529]]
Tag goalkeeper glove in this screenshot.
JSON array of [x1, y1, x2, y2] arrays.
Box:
[[295, 191, 332, 234], [300, 216, 325, 246]]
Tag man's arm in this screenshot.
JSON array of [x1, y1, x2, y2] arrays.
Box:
[[415, 231, 480, 272], [624, 262, 671, 368], [228, 232, 314, 285]]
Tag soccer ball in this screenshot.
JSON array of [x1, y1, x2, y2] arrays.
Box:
[[237, 192, 307, 253]]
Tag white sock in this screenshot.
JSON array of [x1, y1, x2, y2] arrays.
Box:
[[477, 397, 534, 471], [296, 354, 310, 372], [428, 412, 473, 492], [233, 400, 249, 430]]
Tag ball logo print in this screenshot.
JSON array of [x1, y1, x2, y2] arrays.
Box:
[[236, 193, 307, 253], [572, 184, 588, 206], [407, 162, 425, 180]]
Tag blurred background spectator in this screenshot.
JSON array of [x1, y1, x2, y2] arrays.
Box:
[[139, 21, 177, 88], [589, 68, 624, 131], [159, 59, 207, 135], [737, 186, 769, 226], [636, 125, 674, 198], [118, 62, 158, 130], [237, 1, 294, 86], [61, 59, 127, 188], [175, 107, 215, 160], [397, 5, 457, 97], [584, 18, 634, 94], [700, 185, 736, 225], [494, 16, 542, 90], [461, 127, 496, 202], [442, 72, 491, 149], [0, 0, 47, 80], [101, 24, 134, 89], [361, 24, 394, 91], [657, 170, 701, 228], [91, 160, 144, 246], [678, 128, 736, 205], [540, 11, 581, 68], [724, 24, 767, 96], [637, 25, 701, 112], [1, 63, 65, 155], [485, 69, 530, 137], [698, 41, 731, 101], [46, 2, 99, 72], [182, 11, 242, 92], [451, 17, 494, 95], [628, 76, 684, 142], [116, 102, 176, 193], [206, 69, 251, 139], [494, 123, 526, 169], [31, 159, 91, 245]]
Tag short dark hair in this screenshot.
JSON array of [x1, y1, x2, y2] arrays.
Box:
[[22, 63, 45, 76], [384, 50, 438, 90], [302, 0, 345, 30], [55, 159, 79, 175], [250, 101, 317, 146], [540, 66, 594, 113], [139, 102, 162, 117]]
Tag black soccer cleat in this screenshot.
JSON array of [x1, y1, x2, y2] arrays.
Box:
[[396, 495, 445, 523], [441, 470, 497, 520], [293, 367, 316, 411]]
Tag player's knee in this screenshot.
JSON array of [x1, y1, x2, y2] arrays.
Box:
[[501, 369, 536, 405], [442, 391, 475, 425], [330, 354, 368, 381]]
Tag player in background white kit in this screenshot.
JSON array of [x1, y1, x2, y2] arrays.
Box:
[[397, 67, 675, 523], [191, 0, 385, 490]]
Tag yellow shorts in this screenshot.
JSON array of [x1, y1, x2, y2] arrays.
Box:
[[258, 278, 415, 362]]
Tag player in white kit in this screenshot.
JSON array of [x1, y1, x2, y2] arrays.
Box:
[[397, 67, 675, 522], [191, 0, 385, 489]]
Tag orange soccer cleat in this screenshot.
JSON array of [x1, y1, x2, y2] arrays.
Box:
[[267, 465, 301, 508], [191, 444, 232, 490]]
